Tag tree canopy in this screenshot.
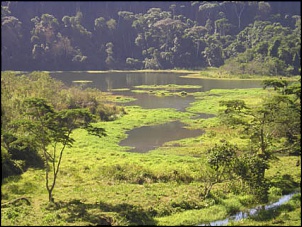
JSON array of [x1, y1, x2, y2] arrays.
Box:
[[1, 1, 300, 75]]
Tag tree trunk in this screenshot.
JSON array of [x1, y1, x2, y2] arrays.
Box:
[[48, 189, 54, 203]]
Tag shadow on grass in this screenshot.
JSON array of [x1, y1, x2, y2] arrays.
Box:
[[270, 174, 300, 194], [48, 199, 112, 225], [47, 199, 157, 225], [99, 201, 158, 225]]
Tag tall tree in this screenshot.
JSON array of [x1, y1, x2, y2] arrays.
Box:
[[1, 4, 23, 69], [61, 11, 92, 69], [13, 98, 106, 202], [105, 42, 115, 69], [201, 141, 239, 199], [30, 14, 60, 69]]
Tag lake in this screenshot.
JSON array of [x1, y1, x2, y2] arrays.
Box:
[[50, 71, 262, 152]]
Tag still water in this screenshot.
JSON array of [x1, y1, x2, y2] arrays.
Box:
[[51, 71, 262, 110], [50, 71, 262, 152], [50, 71, 262, 93], [119, 121, 203, 153]]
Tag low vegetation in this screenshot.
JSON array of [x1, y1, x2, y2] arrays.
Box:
[[1, 71, 300, 226]]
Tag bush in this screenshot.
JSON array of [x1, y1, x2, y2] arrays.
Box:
[[1, 146, 23, 179], [222, 197, 242, 215], [268, 186, 282, 199], [238, 194, 256, 206]]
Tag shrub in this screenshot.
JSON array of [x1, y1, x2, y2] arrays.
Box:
[[268, 186, 283, 199], [223, 197, 242, 215], [238, 194, 256, 206]]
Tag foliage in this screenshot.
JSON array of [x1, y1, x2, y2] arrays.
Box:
[[262, 79, 301, 155], [0, 39, 301, 224], [198, 142, 239, 199], [215, 79, 300, 202], [1, 76, 301, 225], [9, 98, 106, 202], [1, 2, 300, 74], [218, 80, 300, 158], [206, 141, 238, 181], [1, 71, 123, 181], [235, 153, 270, 202], [261, 78, 288, 93]]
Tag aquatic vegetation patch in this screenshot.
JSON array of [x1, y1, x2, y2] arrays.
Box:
[[187, 88, 266, 115], [180, 68, 299, 81], [110, 88, 131, 92], [131, 84, 202, 97], [72, 80, 93, 83], [134, 84, 202, 90], [102, 94, 137, 103], [131, 89, 194, 97]]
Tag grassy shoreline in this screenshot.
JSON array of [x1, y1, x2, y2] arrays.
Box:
[[22, 67, 300, 81]]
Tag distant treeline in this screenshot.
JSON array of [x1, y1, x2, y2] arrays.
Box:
[[1, 1, 301, 75]]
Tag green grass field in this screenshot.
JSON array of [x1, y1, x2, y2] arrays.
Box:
[[1, 74, 300, 226]]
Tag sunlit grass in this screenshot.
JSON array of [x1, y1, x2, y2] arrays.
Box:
[[187, 88, 268, 115], [180, 67, 300, 81], [1, 78, 300, 226]]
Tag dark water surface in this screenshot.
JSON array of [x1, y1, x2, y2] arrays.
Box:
[[50, 71, 262, 93], [50, 72, 262, 152], [119, 121, 204, 153], [50, 71, 262, 110]]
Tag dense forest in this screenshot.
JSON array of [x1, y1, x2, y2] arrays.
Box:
[[1, 1, 301, 75], [1, 2, 301, 226]]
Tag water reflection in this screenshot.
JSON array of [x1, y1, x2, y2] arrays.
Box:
[[50, 72, 262, 93], [50, 72, 262, 152], [50, 72, 262, 110], [119, 121, 203, 153]]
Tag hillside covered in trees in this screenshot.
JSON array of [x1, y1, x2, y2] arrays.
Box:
[[1, 1, 301, 76]]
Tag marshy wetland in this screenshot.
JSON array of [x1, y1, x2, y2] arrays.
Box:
[[1, 71, 300, 226], [50, 71, 262, 153]]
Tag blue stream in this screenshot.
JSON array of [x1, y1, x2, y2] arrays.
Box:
[[197, 192, 298, 226]]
